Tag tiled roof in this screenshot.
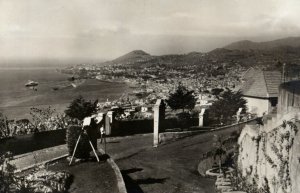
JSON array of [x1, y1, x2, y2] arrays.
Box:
[[263, 71, 282, 97], [241, 69, 282, 98]]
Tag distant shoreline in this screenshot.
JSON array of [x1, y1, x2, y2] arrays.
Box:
[[0, 70, 132, 120]]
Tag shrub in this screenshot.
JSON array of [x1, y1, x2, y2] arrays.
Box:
[[66, 125, 91, 159], [209, 89, 247, 125], [1, 152, 71, 193], [30, 106, 67, 132], [65, 96, 98, 120], [0, 152, 15, 193]]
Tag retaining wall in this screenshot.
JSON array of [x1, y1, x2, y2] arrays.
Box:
[[0, 129, 66, 155], [238, 112, 300, 193], [0, 118, 199, 155]]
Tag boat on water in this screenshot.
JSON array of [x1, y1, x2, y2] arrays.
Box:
[[25, 80, 39, 87]]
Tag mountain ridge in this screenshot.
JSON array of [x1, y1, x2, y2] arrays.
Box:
[[99, 36, 300, 70], [224, 36, 300, 50]]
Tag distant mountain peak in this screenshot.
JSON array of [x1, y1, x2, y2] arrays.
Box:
[[224, 36, 300, 51], [112, 50, 151, 64], [127, 50, 150, 56]]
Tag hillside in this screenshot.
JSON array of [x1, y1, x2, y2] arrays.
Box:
[[96, 36, 300, 72], [224, 36, 300, 50], [112, 50, 153, 64]]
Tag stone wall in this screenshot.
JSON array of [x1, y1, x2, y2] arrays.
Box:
[[0, 129, 66, 155], [0, 117, 199, 155], [238, 110, 300, 193]]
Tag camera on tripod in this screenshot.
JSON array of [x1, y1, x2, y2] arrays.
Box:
[[69, 112, 113, 166]]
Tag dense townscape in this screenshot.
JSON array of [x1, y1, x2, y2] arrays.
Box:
[[60, 41, 300, 120]]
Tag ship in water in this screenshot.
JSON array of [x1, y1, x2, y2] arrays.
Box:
[[25, 80, 39, 87]]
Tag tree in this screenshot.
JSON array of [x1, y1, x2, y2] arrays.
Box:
[[209, 89, 247, 125], [211, 88, 224, 96], [65, 96, 98, 120], [167, 85, 196, 112]]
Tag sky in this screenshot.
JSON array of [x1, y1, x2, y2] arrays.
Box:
[[0, 0, 300, 62]]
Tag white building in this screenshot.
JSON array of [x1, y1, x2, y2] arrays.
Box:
[[241, 68, 282, 116]]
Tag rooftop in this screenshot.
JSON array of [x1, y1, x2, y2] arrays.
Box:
[[241, 68, 282, 98]]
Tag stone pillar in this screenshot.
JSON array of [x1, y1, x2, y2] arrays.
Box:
[[236, 108, 243, 123], [106, 111, 115, 135], [107, 111, 115, 124], [153, 99, 166, 147], [199, 108, 206, 127]]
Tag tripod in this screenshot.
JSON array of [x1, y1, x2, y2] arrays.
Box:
[[69, 126, 100, 165]]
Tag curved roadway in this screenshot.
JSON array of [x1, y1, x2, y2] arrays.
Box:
[[100, 125, 241, 193]]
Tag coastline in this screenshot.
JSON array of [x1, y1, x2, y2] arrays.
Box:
[[0, 78, 133, 120], [95, 77, 139, 88]]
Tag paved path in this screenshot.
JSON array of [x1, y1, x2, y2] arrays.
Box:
[[99, 126, 241, 193], [11, 134, 153, 171], [12, 125, 241, 193]]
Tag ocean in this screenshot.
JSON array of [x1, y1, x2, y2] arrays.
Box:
[[0, 66, 131, 120]]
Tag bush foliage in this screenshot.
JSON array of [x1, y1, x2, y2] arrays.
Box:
[[167, 85, 196, 112], [1, 152, 71, 193], [65, 96, 98, 121], [209, 89, 247, 125], [66, 125, 92, 159]]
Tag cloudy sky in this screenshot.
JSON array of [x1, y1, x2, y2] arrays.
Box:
[[0, 0, 300, 62]]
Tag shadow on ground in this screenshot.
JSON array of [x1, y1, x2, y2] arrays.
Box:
[[122, 168, 143, 174], [122, 168, 144, 193], [99, 154, 110, 161], [122, 173, 145, 193], [121, 168, 169, 193], [108, 141, 120, 144], [135, 177, 168, 185]]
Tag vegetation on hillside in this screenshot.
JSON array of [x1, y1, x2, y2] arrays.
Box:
[[30, 106, 66, 132]]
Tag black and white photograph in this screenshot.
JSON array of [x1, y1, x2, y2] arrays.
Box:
[[0, 0, 300, 193]]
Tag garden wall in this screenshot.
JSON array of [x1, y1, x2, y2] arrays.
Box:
[[238, 110, 300, 193], [0, 118, 199, 155], [112, 118, 198, 136], [0, 129, 66, 155]]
